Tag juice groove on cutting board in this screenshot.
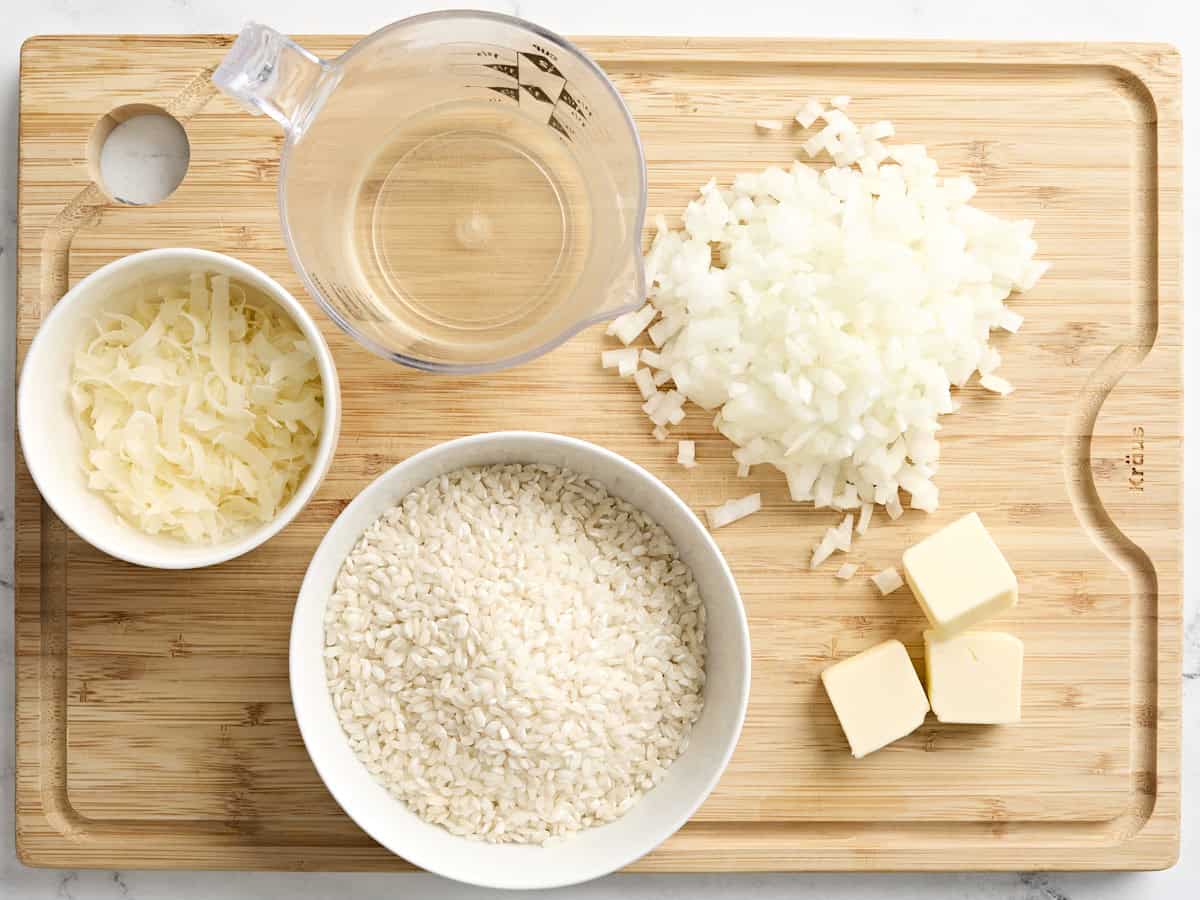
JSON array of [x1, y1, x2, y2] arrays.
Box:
[[15, 35, 1182, 871]]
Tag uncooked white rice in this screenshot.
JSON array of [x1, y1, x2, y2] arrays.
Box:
[[324, 463, 707, 845]]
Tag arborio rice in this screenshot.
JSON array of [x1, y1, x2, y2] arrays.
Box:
[[323, 463, 707, 845]]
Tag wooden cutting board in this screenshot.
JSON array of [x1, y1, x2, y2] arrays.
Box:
[[15, 35, 1182, 871]]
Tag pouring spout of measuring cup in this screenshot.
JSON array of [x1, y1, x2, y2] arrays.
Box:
[[213, 23, 341, 139]]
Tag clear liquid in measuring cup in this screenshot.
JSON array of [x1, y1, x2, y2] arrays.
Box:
[[349, 99, 594, 363]]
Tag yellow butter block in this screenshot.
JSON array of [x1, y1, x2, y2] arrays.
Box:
[[924, 630, 1023, 724], [821, 639, 930, 758], [902, 512, 1017, 635]]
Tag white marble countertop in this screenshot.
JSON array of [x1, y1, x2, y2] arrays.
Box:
[[2, 0, 1195, 897]]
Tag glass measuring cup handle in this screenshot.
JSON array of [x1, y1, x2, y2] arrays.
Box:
[[213, 23, 342, 139]]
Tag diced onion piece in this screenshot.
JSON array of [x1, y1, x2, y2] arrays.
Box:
[[820, 109, 852, 133], [755, 119, 783, 132], [648, 316, 682, 346], [997, 308, 1024, 333], [871, 567, 904, 595], [601, 347, 639, 375], [811, 532, 837, 569], [830, 95, 851, 110], [653, 369, 673, 387], [979, 374, 1014, 396], [633, 368, 656, 401], [856, 503, 873, 535], [652, 425, 670, 441], [978, 346, 1002, 376], [677, 440, 697, 468], [862, 120, 895, 140], [1016, 260, 1051, 292], [644, 389, 687, 427], [795, 99, 825, 128], [832, 513, 854, 551], [885, 495, 904, 520], [607, 303, 657, 345], [642, 390, 666, 419], [641, 348, 667, 369], [707, 493, 761, 529], [832, 484, 861, 510], [909, 484, 939, 512], [835, 562, 859, 580]]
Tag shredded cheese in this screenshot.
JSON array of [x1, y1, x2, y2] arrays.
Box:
[[70, 272, 323, 543]]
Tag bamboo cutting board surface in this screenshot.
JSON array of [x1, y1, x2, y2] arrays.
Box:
[[15, 35, 1182, 871]]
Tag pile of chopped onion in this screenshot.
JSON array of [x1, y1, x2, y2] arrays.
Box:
[[606, 96, 1047, 542], [71, 272, 323, 543]]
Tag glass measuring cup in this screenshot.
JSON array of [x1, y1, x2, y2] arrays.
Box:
[[213, 12, 647, 373]]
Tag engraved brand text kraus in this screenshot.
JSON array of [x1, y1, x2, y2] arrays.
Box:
[[1126, 427, 1145, 492]]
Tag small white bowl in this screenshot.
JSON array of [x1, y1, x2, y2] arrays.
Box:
[[291, 431, 750, 890], [18, 248, 341, 569]]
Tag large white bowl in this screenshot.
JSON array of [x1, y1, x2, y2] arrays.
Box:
[[291, 431, 751, 890], [17, 248, 341, 569]]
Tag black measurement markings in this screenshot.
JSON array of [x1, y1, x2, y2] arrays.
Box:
[[520, 83, 555, 104], [557, 88, 580, 112], [487, 85, 521, 102], [519, 51, 563, 78], [485, 62, 519, 80], [547, 115, 571, 140], [468, 43, 594, 143]]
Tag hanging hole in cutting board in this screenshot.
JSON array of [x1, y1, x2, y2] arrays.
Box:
[[88, 103, 190, 205]]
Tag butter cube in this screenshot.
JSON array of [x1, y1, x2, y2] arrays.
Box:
[[821, 639, 930, 758], [902, 512, 1016, 634], [924, 630, 1023, 723]]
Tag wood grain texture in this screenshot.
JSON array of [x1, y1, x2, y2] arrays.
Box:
[[15, 35, 1182, 871]]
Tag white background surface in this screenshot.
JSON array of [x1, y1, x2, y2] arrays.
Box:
[[1, 1, 1195, 898]]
